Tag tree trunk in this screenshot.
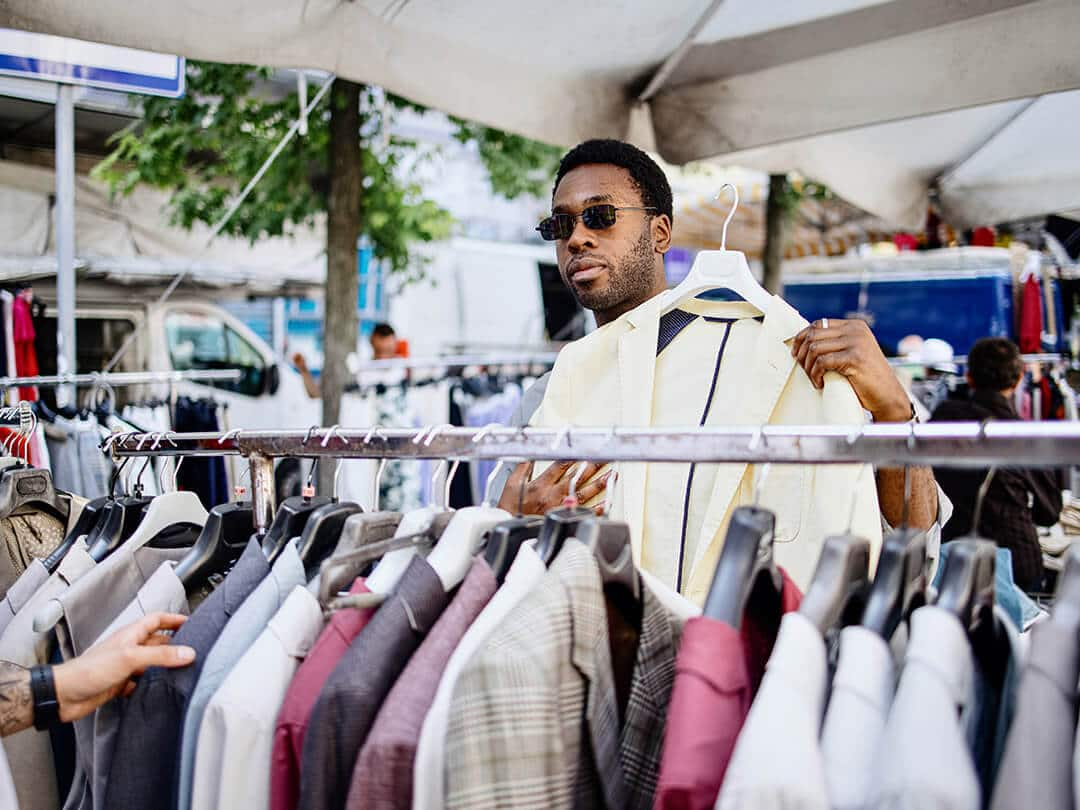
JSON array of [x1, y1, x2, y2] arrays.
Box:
[[763, 173, 787, 295], [319, 79, 362, 495]]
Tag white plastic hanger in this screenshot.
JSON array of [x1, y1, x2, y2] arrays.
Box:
[[659, 183, 773, 316], [365, 432, 457, 595], [426, 459, 511, 591]]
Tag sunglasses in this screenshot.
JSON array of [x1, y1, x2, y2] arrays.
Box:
[[536, 204, 656, 241]]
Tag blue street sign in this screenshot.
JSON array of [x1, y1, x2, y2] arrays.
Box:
[[0, 29, 184, 98]]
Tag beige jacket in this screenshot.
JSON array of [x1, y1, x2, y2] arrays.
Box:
[[530, 292, 882, 603]]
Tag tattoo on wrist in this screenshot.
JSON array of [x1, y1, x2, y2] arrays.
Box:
[[0, 661, 32, 736]]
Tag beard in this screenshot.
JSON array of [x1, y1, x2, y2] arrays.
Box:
[[570, 227, 657, 313]]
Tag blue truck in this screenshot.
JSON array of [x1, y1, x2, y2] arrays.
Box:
[[777, 247, 1064, 357]]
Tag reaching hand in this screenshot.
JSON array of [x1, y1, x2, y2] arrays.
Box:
[[52, 612, 195, 723], [498, 460, 610, 516]]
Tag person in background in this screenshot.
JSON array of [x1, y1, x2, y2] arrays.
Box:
[[910, 337, 959, 415], [0, 613, 194, 737], [290, 322, 402, 399], [931, 337, 1063, 591]]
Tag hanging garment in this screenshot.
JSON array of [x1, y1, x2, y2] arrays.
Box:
[[412, 543, 546, 810], [178, 542, 306, 810], [991, 618, 1078, 810], [1019, 274, 1044, 354], [715, 612, 830, 810], [0, 555, 49, 636], [1, 292, 15, 399], [0, 539, 96, 810], [654, 569, 802, 810], [346, 558, 497, 809], [191, 584, 324, 810], [444, 540, 682, 810], [871, 605, 978, 809], [64, 561, 190, 810], [272, 578, 379, 810], [299, 556, 450, 810], [104, 539, 269, 810], [173, 398, 229, 510], [932, 390, 1063, 591], [528, 294, 881, 602], [11, 293, 37, 401], [819, 625, 898, 810], [372, 383, 422, 512]]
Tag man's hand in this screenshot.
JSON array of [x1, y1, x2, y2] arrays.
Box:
[[498, 461, 609, 516], [52, 612, 194, 723], [791, 319, 912, 423]]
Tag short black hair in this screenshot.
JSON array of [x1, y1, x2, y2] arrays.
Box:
[[554, 139, 673, 223], [371, 323, 396, 339], [968, 337, 1023, 391]]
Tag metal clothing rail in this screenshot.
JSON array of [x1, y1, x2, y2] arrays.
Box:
[[888, 353, 1063, 368], [353, 353, 559, 372], [0, 369, 243, 389], [106, 422, 1080, 533]]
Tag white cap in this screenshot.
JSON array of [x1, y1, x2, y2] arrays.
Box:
[[918, 338, 958, 373]]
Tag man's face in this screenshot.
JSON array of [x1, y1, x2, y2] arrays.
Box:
[[551, 164, 667, 317], [371, 334, 397, 360]]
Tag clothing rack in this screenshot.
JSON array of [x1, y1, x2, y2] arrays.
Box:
[[106, 422, 1080, 534], [0, 369, 243, 389], [0, 401, 32, 428], [889, 352, 1063, 368], [353, 353, 558, 372]]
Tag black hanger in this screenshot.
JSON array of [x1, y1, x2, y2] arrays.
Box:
[[297, 501, 363, 579], [935, 538, 997, 633], [576, 517, 641, 610], [316, 511, 404, 604], [85, 495, 154, 561], [261, 494, 333, 562], [483, 516, 543, 585], [42, 496, 109, 573], [861, 527, 928, 639], [535, 506, 594, 566], [174, 501, 255, 589], [702, 506, 780, 629], [798, 533, 872, 636]]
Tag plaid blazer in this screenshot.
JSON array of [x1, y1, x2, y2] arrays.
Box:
[[443, 540, 682, 810]]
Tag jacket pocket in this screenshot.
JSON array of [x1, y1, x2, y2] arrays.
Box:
[[756, 465, 806, 544]]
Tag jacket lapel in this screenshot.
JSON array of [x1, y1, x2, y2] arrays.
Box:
[[688, 295, 807, 580], [616, 297, 663, 564]]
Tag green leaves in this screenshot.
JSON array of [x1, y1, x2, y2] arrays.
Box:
[[93, 61, 558, 277]]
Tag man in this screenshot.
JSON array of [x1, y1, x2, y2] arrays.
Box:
[[0, 612, 194, 737], [291, 322, 401, 398], [498, 139, 944, 599], [931, 337, 1062, 591]]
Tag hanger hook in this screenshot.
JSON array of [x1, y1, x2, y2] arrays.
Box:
[[423, 423, 454, 447], [234, 461, 251, 500], [219, 427, 242, 447], [603, 465, 620, 517], [717, 182, 739, 251], [172, 455, 187, 493], [749, 426, 771, 507], [444, 459, 461, 508], [483, 460, 507, 508], [566, 461, 588, 506], [110, 456, 132, 498], [372, 457, 388, 511], [428, 458, 449, 506], [134, 456, 152, 497], [305, 458, 320, 497], [550, 424, 572, 452], [321, 424, 348, 448], [413, 424, 434, 445], [303, 425, 320, 446]]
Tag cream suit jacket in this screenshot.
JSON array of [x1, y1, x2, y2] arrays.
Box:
[[529, 292, 882, 602]]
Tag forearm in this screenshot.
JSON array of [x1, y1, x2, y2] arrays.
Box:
[[876, 466, 938, 531], [0, 661, 33, 737]]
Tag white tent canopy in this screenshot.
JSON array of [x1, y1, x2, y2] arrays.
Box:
[[3, 0, 1078, 229]]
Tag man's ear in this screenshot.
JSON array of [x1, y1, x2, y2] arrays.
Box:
[[653, 214, 673, 254]]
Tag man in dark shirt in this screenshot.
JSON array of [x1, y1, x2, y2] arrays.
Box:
[[932, 337, 1063, 591]]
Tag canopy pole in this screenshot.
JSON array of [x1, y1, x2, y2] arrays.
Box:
[[54, 82, 76, 407], [637, 0, 728, 102]]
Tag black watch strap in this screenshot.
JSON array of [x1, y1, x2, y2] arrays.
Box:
[[30, 665, 60, 730]]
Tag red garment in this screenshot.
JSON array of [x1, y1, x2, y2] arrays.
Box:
[[893, 233, 918, 252], [971, 226, 996, 247], [1019, 275, 1043, 353], [271, 577, 378, 810], [653, 569, 802, 810], [11, 296, 37, 401]]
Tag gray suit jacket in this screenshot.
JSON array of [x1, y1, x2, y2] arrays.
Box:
[[992, 617, 1078, 810], [445, 539, 681, 810]]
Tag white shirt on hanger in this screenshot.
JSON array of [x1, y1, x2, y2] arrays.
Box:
[[870, 606, 979, 810], [715, 611, 830, 810], [819, 624, 897, 810]]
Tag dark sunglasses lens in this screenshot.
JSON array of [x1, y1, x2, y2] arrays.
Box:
[[582, 205, 618, 230], [537, 214, 572, 241]]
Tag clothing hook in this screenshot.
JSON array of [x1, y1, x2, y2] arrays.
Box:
[[172, 455, 187, 493], [716, 182, 739, 252], [443, 459, 461, 509], [412, 425, 435, 445], [550, 424, 572, 452], [483, 460, 507, 508], [971, 466, 998, 536], [372, 458, 389, 512], [566, 461, 589, 507], [321, 424, 348, 448], [424, 423, 454, 447], [603, 465, 620, 517]]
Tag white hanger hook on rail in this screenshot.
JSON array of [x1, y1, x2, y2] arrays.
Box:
[[716, 182, 739, 251]]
